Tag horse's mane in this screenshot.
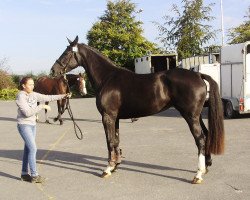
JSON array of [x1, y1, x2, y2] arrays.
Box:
[[80, 43, 132, 73], [81, 44, 116, 66]]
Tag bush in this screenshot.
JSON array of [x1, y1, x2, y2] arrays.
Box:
[[0, 70, 17, 90], [0, 88, 19, 100], [12, 74, 22, 87]]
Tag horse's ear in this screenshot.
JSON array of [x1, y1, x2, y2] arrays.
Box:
[[67, 37, 72, 44], [67, 36, 78, 45], [71, 36, 79, 46]]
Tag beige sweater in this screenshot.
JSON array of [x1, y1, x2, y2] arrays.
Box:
[[16, 91, 65, 125]]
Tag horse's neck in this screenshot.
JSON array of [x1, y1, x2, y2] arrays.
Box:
[[57, 78, 68, 93], [79, 45, 117, 90]]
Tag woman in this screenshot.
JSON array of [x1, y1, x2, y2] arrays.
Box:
[[16, 76, 71, 183]]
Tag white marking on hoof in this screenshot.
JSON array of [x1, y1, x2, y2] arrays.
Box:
[[195, 169, 205, 180], [192, 177, 203, 184], [101, 165, 115, 178], [101, 171, 111, 178]]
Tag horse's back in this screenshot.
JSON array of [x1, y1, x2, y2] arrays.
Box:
[[165, 68, 206, 94], [34, 76, 60, 95]]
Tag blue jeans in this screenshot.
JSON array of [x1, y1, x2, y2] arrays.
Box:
[[17, 124, 38, 177]]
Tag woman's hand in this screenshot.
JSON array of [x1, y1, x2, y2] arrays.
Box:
[[43, 105, 51, 111], [64, 93, 72, 99]]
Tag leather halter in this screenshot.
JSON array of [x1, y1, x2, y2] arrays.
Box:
[[55, 48, 80, 73]]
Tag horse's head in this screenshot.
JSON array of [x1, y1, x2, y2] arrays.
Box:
[[77, 73, 87, 96], [50, 36, 81, 77]]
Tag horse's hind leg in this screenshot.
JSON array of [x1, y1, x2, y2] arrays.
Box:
[[101, 113, 120, 178], [182, 113, 207, 184], [59, 99, 67, 125], [36, 102, 40, 122], [200, 115, 212, 168], [45, 102, 50, 123]]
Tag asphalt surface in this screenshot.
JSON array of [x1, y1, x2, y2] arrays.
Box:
[[0, 98, 249, 200]]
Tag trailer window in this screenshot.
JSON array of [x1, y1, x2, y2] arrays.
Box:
[[247, 44, 250, 54], [151, 56, 177, 72]]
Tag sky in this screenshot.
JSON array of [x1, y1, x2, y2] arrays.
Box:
[[0, 0, 249, 75]]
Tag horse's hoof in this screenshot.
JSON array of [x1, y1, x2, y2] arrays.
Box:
[[191, 177, 203, 184], [60, 121, 63, 125], [53, 118, 58, 122], [45, 120, 50, 124], [101, 171, 111, 178]]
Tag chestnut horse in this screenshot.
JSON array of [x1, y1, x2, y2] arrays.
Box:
[[34, 73, 86, 125], [50, 36, 224, 184]]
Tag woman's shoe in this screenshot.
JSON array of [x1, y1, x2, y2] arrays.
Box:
[[21, 174, 32, 182], [31, 175, 46, 183]]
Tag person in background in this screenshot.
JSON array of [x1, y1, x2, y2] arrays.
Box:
[[16, 76, 71, 183]]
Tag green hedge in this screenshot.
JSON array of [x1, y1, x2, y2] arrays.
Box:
[[0, 88, 19, 100]]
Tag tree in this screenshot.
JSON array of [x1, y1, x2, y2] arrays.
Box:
[[155, 0, 217, 60], [228, 6, 250, 44], [87, 0, 157, 71]]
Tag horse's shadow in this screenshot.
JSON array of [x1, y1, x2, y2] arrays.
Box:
[[61, 118, 135, 124], [0, 149, 194, 183], [61, 117, 102, 123]]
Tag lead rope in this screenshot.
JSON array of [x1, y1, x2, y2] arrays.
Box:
[[64, 78, 83, 140]]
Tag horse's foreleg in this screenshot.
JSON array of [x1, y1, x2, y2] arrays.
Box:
[[61, 99, 67, 114], [54, 100, 63, 125], [101, 113, 117, 178], [58, 100, 63, 125], [111, 119, 122, 172], [58, 99, 67, 125]]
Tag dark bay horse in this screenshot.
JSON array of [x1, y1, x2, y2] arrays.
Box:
[[50, 36, 225, 184], [34, 73, 86, 125]]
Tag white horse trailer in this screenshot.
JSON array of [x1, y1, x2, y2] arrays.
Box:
[[135, 54, 178, 74], [191, 63, 220, 100], [220, 41, 250, 118]]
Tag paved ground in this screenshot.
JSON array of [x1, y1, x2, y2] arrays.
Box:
[[0, 98, 249, 200]]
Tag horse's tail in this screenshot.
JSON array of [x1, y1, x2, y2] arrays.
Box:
[[201, 73, 225, 155]]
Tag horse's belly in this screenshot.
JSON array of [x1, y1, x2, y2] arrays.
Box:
[[119, 96, 171, 119]]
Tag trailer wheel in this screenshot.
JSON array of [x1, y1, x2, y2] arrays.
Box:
[[224, 101, 235, 119]]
